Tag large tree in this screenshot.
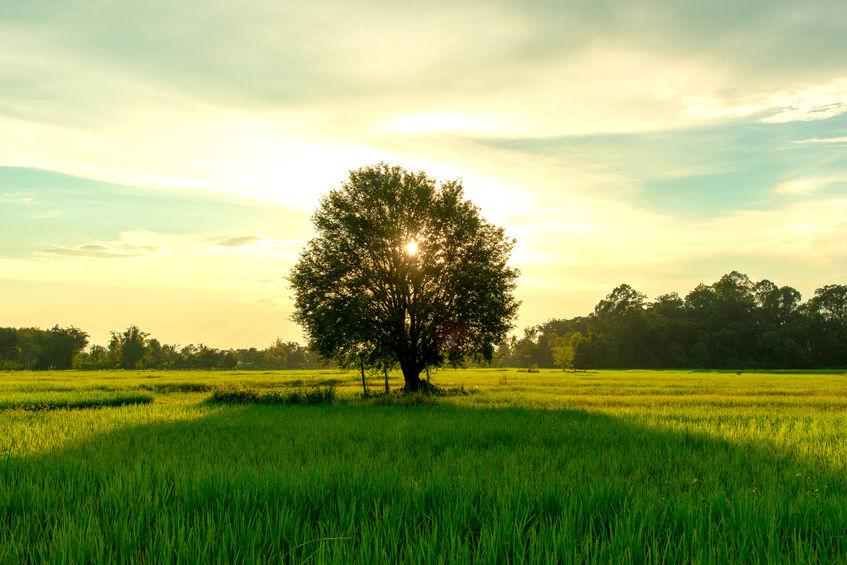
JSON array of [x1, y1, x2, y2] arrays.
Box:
[[290, 163, 520, 391]]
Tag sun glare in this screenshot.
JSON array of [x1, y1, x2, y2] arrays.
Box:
[[405, 240, 419, 256]]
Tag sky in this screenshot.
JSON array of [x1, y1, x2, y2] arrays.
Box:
[[1, 0, 846, 348]]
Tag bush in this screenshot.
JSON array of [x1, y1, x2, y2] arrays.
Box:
[[419, 383, 475, 397], [137, 383, 214, 393], [208, 386, 336, 406], [365, 384, 477, 406], [0, 392, 153, 411]]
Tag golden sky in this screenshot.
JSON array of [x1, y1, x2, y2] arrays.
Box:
[[2, 1, 846, 347]]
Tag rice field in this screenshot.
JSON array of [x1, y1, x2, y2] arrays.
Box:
[[2, 368, 847, 562]]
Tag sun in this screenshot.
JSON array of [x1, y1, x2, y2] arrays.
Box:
[[405, 239, 419, 256]]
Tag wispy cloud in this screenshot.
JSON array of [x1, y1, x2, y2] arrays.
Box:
[[217, 235, 263, 247], [213, 234, 302, 257], [39, 241, 161, 258], [774, 176, 847, 196], [794, 136, 847, 144], [36, 231, 303, 261], [0, 193, 38, 205], [682, 79, 847, 124]]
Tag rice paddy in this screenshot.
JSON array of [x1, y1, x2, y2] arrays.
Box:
[[2, 368, 846, 562]]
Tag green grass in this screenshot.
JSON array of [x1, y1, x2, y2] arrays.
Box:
[[0, 390, 154, 411], [1, 368, 847, 562]]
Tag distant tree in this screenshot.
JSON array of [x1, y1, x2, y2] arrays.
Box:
[[194, 345, 218, 369], [806, 284, 847, 366], [513, 327, 541, 368], [0, 326, 87, 370], [111, 326, 149, 369], [3, 268, 843, 372], [644, 293, 691, 367], [0, 328, 19, 369], [492, 335, 517, 367], [16, 328, 44, 370], [290, 163, 520, 391], [223, 350, 238, 370], [144, 338, 165, 368], [79, 344, 111, 369], [594, 284, 646, 318], [43, 325, 88, 369], [552, 331, 583, 371], [591, 284, 650, 367], [179, 344, 198, 368], [808, 285, 847, 324]]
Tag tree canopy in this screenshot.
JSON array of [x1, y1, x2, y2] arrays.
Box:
[[290, 163, 520, 391], [494, 272, 847, 370], [0, 325, 88, 370]]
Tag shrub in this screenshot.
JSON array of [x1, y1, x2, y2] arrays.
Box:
[[0, 393, 154, 411], [137, 383, 214, 393], [208, 386, 336, 406]]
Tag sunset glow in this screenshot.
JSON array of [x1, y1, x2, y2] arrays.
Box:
[[405, 240, 419, 256], [1, 2, 846, 347]]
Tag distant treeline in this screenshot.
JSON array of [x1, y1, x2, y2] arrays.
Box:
[[2, 271, 845, 371], [0, 325, 326, 370], [494, 271, 847, 370]]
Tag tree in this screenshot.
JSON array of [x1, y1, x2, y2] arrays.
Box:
[[594, 284, 646, 318], [552, 331, 583, 371], [15, 328, 46, 369], [111, 326, 149, 369], [806, 284, 847, 366], [0, 328, 19, 369], [290, 163, 520, 391], [808, 285, 847, 325], [79, 344, 111, 369], [592, 284, 650, 367], [513, 326, 541, 368], [43, 325, 88, 369]]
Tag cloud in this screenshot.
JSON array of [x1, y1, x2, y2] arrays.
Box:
[[213, 234, 302, 256], [217, 235, 263, 247], [774, 176, 847, 195], [774, 180, 822, 195], [36, 231, 304, 262], [0, 193, 38, 205], [39, 241, 161, 258], [794, 136, 847, 144], [682, 79, 847, 124], [1, 1, 845, 217]]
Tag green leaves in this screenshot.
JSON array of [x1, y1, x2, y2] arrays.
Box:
[[290, 163, 519, 389]]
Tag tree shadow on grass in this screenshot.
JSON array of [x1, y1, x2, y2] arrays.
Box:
[[2, 403, 845, 563]]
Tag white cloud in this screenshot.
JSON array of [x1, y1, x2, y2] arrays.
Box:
[[682, 79, 847, 124], [774, 180, 821, 195], [794, 136, 847, 144], [774, 176, 847, 195], [216, 235, 264, 247], [38, 241, 159, 258], [0, 193, 38, 205]]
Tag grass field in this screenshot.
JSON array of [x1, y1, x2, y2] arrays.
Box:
[[2, 368, 847, 562]]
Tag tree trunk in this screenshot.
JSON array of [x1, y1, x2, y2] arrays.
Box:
[[401, 362, 421, 392], [384, 367, 389, 394], [360, 358, 368, 397]]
